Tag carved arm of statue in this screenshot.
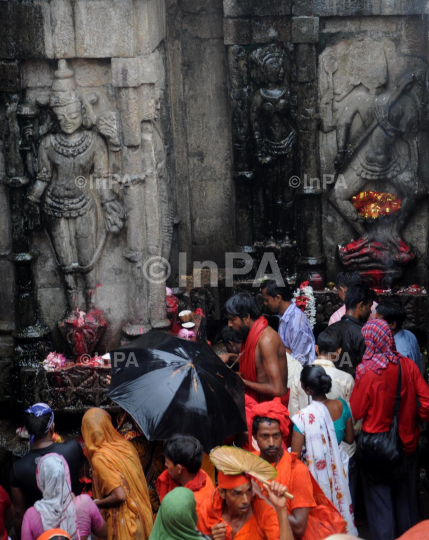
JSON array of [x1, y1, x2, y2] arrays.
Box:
[[25, 138, 52, 230], [249, 91, 265, 162], [333, 97, 360, 169], [93, 135, 126, 234], [319, 88, 337, 134]]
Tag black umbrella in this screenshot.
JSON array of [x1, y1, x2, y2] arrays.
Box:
[[108, 331, 247, 453]]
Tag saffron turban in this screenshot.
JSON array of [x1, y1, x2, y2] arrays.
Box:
[[249, 397, 291, 441], [217, 471, 250, 490]]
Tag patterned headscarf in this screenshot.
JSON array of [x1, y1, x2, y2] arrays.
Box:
[[356, 319, 402, 381]]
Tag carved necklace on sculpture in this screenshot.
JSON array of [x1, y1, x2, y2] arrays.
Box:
[[52, 130, 92, 157], [260, 87, 287, 103]]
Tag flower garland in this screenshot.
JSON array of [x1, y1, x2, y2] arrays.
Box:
[[293, 280, 316, 329]]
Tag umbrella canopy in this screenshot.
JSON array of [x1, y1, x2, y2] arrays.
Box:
[[108, 331, 247, 453]]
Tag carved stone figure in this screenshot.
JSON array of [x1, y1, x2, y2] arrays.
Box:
[[25, 60, 125, 313], [320, 38, 426, 285], [249, 44, 298, 250]]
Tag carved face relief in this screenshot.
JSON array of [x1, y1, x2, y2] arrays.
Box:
[[263, 57, 284, 84], [53, 101, 83, 135]]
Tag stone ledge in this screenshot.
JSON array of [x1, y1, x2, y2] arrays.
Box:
[[293, 0, 426, 17], [223, 0, 291, 17]]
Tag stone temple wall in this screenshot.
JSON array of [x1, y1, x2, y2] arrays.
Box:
[[0, 0, 173, 402], [1, 0, 429, 406], [221, 0, 429, 291]]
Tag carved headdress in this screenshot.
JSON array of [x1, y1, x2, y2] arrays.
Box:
[[249, 44, 288, 84], [50, 60, 80, 108]]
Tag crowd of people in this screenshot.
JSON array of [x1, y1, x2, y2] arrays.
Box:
[[1, 271, 429, 540]]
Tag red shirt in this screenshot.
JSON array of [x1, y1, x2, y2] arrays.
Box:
[[350, 356, 429, 455], [0, 485, 12, 540]]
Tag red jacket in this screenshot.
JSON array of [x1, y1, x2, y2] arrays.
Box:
[[350, 356, 429, 455]]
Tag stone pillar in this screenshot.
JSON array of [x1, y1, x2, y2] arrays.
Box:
[[292, 18, 326, 288], [111, 42, 171, 337]]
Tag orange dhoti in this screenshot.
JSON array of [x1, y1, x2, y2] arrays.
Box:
[[264, 451, 347, 539]]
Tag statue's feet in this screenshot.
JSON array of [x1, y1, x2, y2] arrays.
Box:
[[279, 235, 294, 250], [263, 237, 277, 250]]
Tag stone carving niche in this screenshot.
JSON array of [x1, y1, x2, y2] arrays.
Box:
[[0, 0, 173, 409], [319, 36, 429, 288]]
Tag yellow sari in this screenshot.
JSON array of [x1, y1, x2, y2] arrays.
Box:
[[81, 408, 153, 540]]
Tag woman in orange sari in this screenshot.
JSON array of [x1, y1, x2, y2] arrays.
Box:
[[81, 408, 153, 540]]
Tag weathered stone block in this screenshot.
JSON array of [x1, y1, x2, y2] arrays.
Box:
[[223, 0, 291, 17], [75, 0, 134, 58], [321, 16, 400, 34], [139, 84, 157, 120], [73, 59, 111, 87], [293, 0, 426, 16], [296, 44, 316, 82], [180, 0, 214, 12], [183, 13, 223, 39], [112, 58, 141, 87], [118, 87, 141, 146], [0, 1, 52, 59], [134, 0, 166, 54], [400, 17, 426, 57], [223, 19, 250, 45], [50, 0, 76, 58], [292, 16, 319, 43], [112, 54, 159, 87], [21, 61, 53, 88], [0, 61, 20, 92], [227, 46, 248, 88], [251, 18, 291, 44]]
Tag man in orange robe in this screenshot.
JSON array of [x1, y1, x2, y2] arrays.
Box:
[[156, 435, 214, 511], [197, 471, 293, 540], [250, 399, 347, 539]]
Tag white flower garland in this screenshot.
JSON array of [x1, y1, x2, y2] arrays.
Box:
[[293, 282, 317, 329]]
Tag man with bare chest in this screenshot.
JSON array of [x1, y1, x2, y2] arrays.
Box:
[[224, 292, 288, 405]]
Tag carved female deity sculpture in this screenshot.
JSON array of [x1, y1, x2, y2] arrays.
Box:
[[249, 45, 298, 250], [319, 39, 426, 280], [26, 60, 125, 313]]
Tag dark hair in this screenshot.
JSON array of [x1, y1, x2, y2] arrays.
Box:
[[252, 416, 280, 437], [260, 279, 292, 301], [23, 412, 52, 438], [221, 326, 242, 344], [336, 271, 362, 289], [224, 292, 261, 321], [376, 300, 406, 330], [164, 435, 203, 474], [345, 284, 374, 311], [300, 365, 332, 395], [317, 327, 342, 354]]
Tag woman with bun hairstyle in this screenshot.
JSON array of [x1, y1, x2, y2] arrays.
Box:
[[291, 366, 357, 536]]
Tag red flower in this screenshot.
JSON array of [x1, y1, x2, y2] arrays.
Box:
[[195, 308, 205, 317], [308, 413, 315, 424], [316, 460, 327, 470], [79, 476, 92, 484], [300, 281, 310, 288]]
